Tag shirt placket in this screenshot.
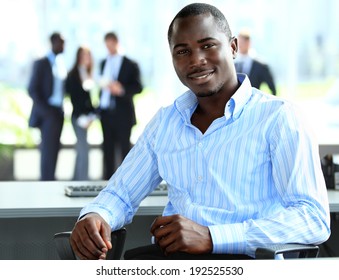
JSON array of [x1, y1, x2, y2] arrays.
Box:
[[195, 136, 205, 185]]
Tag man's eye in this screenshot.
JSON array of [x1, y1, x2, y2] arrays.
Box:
[[176, 49, 189, 55], [202, 44, 214, 49]]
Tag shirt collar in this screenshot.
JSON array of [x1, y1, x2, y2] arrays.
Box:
[[107, 53, 123, 60], [231, 73, 252, 120], [174, 73, 253, 123], [47, 51, 56, 65]]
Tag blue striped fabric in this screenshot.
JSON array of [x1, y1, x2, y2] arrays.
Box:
[[80, 74, 330, 257]]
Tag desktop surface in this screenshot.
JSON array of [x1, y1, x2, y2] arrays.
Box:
[[328, 189, 339, 212], [0, 181, 168, 218]]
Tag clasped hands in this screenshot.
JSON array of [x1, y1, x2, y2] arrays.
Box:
[[107, 81, 124, 96], [70, 213, 212, 260]]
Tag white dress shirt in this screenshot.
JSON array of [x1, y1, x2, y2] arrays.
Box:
[[100, 54, 123, 109]]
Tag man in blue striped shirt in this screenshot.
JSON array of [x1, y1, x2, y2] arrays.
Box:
[[70, 3, 330, 260]]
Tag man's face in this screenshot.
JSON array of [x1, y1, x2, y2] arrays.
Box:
[[105, 38, 118, 55], [169, 14, 237, 97], [53, 37, 65, 55], [237, 35, 250, 55]]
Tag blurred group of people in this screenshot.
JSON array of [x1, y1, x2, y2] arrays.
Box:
[[27, 31, 143, 181]]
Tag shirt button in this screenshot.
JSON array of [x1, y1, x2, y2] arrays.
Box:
[[198, 176, 202, 181], [198, 142, 203, 148]]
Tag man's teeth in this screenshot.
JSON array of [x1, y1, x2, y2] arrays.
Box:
[[193, 73, 212, 79]]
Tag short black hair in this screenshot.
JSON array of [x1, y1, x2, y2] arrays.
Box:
[[50, 32, 64, 44], [167, 3, 232, 43], [104, 32, 118, 42]]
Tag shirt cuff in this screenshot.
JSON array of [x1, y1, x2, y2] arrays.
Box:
[[79, 205, 117, 229], [208, 223, 247, 254]]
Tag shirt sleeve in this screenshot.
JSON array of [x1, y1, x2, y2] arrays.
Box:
[[79, 109, 163, 230], [209, 103, 330, 257]]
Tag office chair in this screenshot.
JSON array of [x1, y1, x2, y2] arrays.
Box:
[[53, 228, 126, 260], [255, 243, 319, 259]]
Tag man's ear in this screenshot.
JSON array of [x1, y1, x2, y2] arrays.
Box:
[[231, 37, 238, 59]]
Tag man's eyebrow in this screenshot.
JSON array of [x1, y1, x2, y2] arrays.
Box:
[[173, 37, 217, 50], [173, 43, 188, 50], [197, 37, 216, 44]]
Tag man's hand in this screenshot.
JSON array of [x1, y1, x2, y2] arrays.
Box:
[[70, 213, 112, 260], [108, 81, 124, 96], [150, 214, 213, 256]]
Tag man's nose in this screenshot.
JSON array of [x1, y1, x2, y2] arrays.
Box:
[[189, 50, 207, 67]]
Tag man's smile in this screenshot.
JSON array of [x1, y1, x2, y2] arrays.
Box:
[[187, 69, 215, 82]]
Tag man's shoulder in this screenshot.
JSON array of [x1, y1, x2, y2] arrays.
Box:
[[32, 56, 50, 67], [34, 54, 49, 61], [251, 57, 269, 67], [251, 57, 272, 73], [31, 56, 51, 72], [253, 88, 294, 111], [122, 56, 139, 66]]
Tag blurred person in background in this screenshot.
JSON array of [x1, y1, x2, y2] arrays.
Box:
[[65, 46, 96, 181], [27, 32, 66, 181], [98, 32, 143, 180], [235, 29, 277, 95]]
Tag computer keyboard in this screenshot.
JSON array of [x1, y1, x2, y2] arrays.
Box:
[[64, 183, 168, 197], [64, 184, 105, 197]]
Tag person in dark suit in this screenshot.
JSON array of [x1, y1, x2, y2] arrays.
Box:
[[65, 46, 96, 180], [235, 29, 277, 95], [28, 32, 67, 181], [98, 32, 143, 179]]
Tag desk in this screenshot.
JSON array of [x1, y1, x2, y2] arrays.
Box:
[[0, 181, 168, 218], [0, 181, 338, 260], [327, 190, 339, 212]]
